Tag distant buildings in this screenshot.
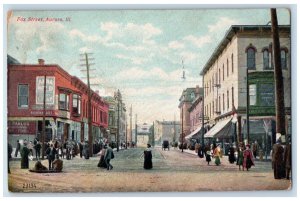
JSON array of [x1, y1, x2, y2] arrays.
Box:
[[178, 85, 203, 143], [154, 120, 180, 146], [7, 57, 109, 149]]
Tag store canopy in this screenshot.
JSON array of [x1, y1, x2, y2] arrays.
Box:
[[185, 126, 203, 140], [204, 117, 233, 138]]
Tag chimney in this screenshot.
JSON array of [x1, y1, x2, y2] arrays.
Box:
[[38, 59, 45, 65]]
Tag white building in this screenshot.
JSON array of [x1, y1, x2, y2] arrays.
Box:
[[200, 25, 291, 153]]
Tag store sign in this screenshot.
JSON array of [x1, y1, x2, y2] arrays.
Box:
[[36, 76, 55, 105], [30, 110, 55, 116], [8, 121, 36, 134]]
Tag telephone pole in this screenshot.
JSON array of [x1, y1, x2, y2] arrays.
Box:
[[80, 52, 95, 156], [271, 8, 286, 139], [135, 114, 137, 147], [130, 105, 132, 146]]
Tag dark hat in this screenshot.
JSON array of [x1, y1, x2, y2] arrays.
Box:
[[246, 144, 250, 147]]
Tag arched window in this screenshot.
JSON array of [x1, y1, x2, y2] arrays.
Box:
[[281, 49, 287, 69], [246, 45, 256, 69], [262, 48, 270, 69]]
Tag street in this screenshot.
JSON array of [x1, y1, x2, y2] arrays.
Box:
[[7, 147, 291, 193]]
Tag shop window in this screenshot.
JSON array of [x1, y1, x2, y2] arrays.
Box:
[[59, 93, 69, 110], [18, 84, 29, 108]]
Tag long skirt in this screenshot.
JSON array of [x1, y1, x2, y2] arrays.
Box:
[[215, 156, 221, 166], [97, 155, 107, 168], [21, 157, 29, 169]]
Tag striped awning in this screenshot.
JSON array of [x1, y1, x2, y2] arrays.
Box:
[[204, 117, 232, 138]]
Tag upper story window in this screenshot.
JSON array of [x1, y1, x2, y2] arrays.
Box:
[[231, 53, 234, 73], [222, 64, 224, 81], [262, 48, 272, 70], [18, 84, 29, 108], [59, 93, 69, 110], [249, 84, 257, 106], [227, 59, 229, 77], [246, 44, 257, 69], [281, 49, 288, 69], [72, 94, 81, 115]]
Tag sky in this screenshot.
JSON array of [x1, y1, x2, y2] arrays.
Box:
[[6, 8, 290, 124]]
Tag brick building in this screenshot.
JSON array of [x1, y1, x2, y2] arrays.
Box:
[[7, 57, 109, 148]]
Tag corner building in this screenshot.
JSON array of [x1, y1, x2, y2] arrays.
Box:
[[200, 25, 291, 154], [7, 58, 109, 148]]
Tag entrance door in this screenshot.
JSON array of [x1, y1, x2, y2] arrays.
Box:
[[64, 123, 70, 141]]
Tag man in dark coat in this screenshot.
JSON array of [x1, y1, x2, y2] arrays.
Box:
[[46, 144, 57, 170], [272, 136, 285, 179], [15, 140, 21, 157], [144, 144, 153, 169], [8, 143, 13, 174], [20, 141, 30, 169], [34, 140, 41, 160], [284, 141, 291, 180]]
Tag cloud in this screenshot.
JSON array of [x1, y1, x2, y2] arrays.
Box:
[[208, 17, 239, 33], [116, 54, 148, 65], [183, 35, 212, 48], [168, 41, 185, 49]]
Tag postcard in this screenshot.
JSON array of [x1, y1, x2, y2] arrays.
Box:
[[5, 7, 292, 194]]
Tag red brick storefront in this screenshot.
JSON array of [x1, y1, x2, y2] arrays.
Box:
[[8, 59, 109, 148]]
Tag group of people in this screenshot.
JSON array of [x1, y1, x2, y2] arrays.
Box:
[[97, 143, 114, 170]]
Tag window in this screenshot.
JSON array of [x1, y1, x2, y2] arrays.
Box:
[[222, 64, 224, 81], [72, 94, 81, 115], [227, 59, 229, 77], [281, 49, 287, 69], [260, 83, 275, 106], [247, 47, 256, 69], [263, 49, 272, 69], [219, 96, 221, 113], [212, 101, 214, 115], [227, 90, 229, 109], [223, 93, 225, 112], [232, 87, 234, 107], [231, 54, 234, 73], [249, 84, 257, 106], [218, 69, 221, 84], [59, 93, 69, 110], [18, 84, 29, 108]]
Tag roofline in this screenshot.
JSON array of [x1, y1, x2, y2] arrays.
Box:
[[199, 25, 291, 76]]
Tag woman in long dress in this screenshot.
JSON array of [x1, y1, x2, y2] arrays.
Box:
[[243, 144, 255, 171], [97, 147, 107, 168], [144, 144, 153, 169], [21, 141, 30, 169], [213, 145, 221, 166]]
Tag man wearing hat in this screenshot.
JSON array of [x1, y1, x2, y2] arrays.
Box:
[[272, 133, 285, 179]]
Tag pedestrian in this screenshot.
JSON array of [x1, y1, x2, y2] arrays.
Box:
[[20, 141, 30, 169], [195, 142, 200, 154], [97, 147, 107, 168], [104, 144, 114, 170], [28, 141, 34, 156], [8, 143, 13, 174], [243, 144, 255, 171], [52, 155, 63, 172], [15, 140, 21, 157], [144, 144, 153, 169], [46, 143, 57, 170], [213, 144, 221, 166], [83, 140, 89, 159], [272, 135, 285, 179], [79, 141, 83, 158], [252, 140, 259, 159], [228, 145, 236, 164], [35, 140, 41, 160], [197, 144, 204, 158], [284, 139, 291, 180], [237, 146, 244, 171], [205, 147, 212, 165]]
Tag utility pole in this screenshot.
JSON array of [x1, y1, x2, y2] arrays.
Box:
[[130, 105, 132, 146], [116, 89, 120, 152], [125, 112, 127, 149], [41, 75, 46, 160], [246, 67, 250, 144], [135, 114, 137, 147], [271, 8, 286, 140], [80, 52, 95, 156]]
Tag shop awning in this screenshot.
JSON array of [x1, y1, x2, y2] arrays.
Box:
[[204, 117, 233, 138], [185, 126, 203, 140]]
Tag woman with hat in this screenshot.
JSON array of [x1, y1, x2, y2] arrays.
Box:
[[144, 144, 153, 169], [243, 144, 255, 171]]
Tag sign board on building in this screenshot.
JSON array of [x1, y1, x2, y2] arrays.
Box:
[[8, 121, 36, 134], [36, 76, 55, 105]]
